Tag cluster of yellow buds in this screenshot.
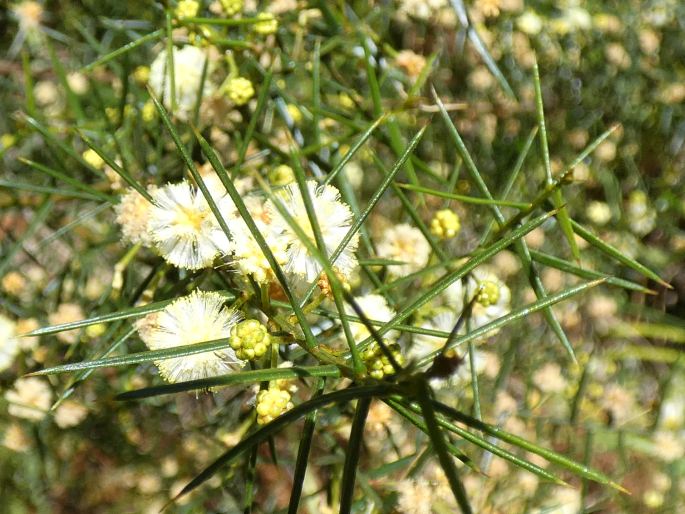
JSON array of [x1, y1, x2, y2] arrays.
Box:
[[361, 340, 404, 379], [229, 319, 271, 361], [269, 164, 295, 186], [476, 280, 500, 307], [430, 209, 461, 240], [224, 76, 255, 106], [220, 0, 243, 16], [253, 12, 278, 35], [255, 383, 294, 425], [175, 0, 199, 19]]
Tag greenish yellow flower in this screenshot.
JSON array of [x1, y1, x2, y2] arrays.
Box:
[[133, 65, 150, 84], [225, 76, 255, 106], [253, 12, 278, 35], [1, 133, 16, 149], [286, 103, 302, 124], [175, 0, 199, 19], [141, 100, 156, 122], [429, 209, 461, 239], [476, 279, 500, 307], [229, 319, 271, 361], [269, 164, 295, 186], [220, 0, 243, 16]]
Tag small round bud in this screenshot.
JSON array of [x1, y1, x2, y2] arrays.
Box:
[[229, 319, 271, 361], [430, 209, 461, 240], [224, 77, 255, 106]]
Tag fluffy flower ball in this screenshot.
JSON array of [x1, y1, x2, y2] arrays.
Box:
[[137, 291, 244, 383], [147, 180, 234, 270], [268, 180, 359, 281]]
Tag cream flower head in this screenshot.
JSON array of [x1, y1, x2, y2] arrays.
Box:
[[137, 290, 244, 383], [148, 180, 234, 270], [376, 223, 431, 277], [344, 293, 397, 344], [149, 45, 213, 121], [4, 377, 52, 422], [114, 186, 157, 247], [268, 180, 359, 281], [228, 196, 288, 283], [0, 314, 21, 372]]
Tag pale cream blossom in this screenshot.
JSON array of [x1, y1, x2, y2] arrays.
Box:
[[114, 186, 158, 247], [4, 377, 52, 422], [137, 290, 244, 383], [54, 400, 88, 428], [267, 180, 359, 281], [227, 196, 288, 283], [149, 45, 214, 120], [2, 423, 31, 452], [532, 362, 567, 394], [48, 303, 84, 344], [345, 293, 397, 344], [0, 314, 21, 371], [376, 223, 431, 277], [148, 180, 234, 270]]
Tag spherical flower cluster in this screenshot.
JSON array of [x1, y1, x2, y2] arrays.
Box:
[[345, 294, 397, 344], [4, 377, 52, 422], [269, 164, 295, 186], [137, 291, 244, 383], [376, 223, 431, 277], [114, 176, 359, 283], [227, 196, 288, 283], [0, 314, 21, 372], [229, 319, 271, 361], [253, 12, 278, 35], [149, 45, 213, 121], [114, 186, 158, 246], [147, 181, 234, 270], [361, 340, 404, 379], [268, 180, 359, 281], [175, 0, 199, 19], [256, 384, 294, 425], [626, 190, 656, 236], [429, 209, 460, 240], [224, 76, 254, 106]]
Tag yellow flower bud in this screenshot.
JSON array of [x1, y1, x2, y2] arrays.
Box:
[[229, 319, 271, 361]]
